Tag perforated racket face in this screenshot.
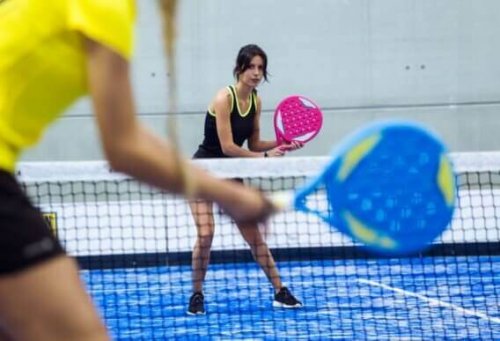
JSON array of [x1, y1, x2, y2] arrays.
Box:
[[274, 95, 323, 144], [296, 121, 456, 256]]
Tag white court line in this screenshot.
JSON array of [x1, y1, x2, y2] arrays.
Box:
[[358, 278, 500, 324]]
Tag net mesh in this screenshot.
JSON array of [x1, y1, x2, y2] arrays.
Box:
[[17, 153, 500, 340]]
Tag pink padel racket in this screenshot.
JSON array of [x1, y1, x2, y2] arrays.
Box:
[[273, 95, 323, 145]]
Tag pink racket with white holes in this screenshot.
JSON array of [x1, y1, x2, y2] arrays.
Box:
[[273, 95, 323, 145]]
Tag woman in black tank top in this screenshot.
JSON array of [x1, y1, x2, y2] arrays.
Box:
[[188, 45, 303, 315]]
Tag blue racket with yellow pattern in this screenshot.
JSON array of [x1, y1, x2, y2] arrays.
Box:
[[276, 120, 456, 256]]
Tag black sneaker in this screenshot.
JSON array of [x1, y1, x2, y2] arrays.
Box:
[[187, 292, 205, 315], [273, 287, 303, 308]]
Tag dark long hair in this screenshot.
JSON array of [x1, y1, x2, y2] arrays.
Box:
[[233, 44, 269, 82]]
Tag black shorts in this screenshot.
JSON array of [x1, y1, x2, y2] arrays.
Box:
[[0, 170, 65, 275]]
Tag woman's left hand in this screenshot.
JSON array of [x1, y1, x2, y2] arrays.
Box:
[[279, 140, 304, 152]]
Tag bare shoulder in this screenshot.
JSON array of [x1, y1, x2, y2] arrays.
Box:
[[210, 87, 232, 112], [214, 87, 232, 104]]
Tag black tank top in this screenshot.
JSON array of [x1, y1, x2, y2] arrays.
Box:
[[193, 85, 257, 158]]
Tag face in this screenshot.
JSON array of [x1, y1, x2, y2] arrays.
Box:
[[239, 55, 264, 88]]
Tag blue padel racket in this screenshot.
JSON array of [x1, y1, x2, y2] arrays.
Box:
[[274, 120, 456, 256]]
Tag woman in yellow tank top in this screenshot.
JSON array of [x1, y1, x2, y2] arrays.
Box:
[[0, 1, 274, 340]]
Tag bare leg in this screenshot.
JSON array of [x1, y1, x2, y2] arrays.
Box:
[[189, 199, 215, 293], [0, 256, 109, 341], [237, 222, 282, 292]]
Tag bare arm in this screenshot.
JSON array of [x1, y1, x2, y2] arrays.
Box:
[[84, 38, 273, 223], [247, 96, 278, 153]]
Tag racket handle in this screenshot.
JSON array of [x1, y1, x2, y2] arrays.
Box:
[[269, 191, 294, 211], [270, 191, 332, 224]]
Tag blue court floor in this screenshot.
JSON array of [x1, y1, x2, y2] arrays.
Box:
[[83, 256, 500, 340]]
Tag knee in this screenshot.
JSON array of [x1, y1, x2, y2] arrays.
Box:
[[196, 233, 214, 249], [238, 225, 263, 246]]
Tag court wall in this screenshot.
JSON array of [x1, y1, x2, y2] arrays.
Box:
[[21, 0, 500, 161]]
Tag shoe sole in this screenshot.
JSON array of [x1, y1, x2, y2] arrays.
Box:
[[272, 301, 303, 308], [186, 311, 206, 316]]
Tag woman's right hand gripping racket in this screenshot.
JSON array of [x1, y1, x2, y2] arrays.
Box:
[[274, 95, 323, 148], [272, 120, 457, 256]]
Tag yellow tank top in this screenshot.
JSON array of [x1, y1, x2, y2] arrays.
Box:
[[0, 0, 136, 172]]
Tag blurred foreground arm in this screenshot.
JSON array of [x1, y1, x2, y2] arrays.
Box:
[[85, 38, 274, 224]]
